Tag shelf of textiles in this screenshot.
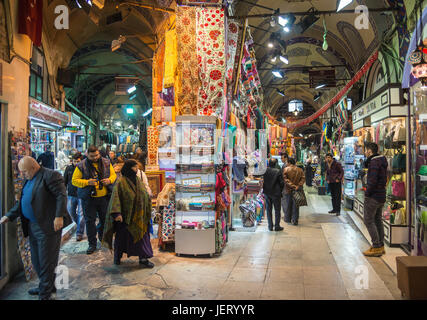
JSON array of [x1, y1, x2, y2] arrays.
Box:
[[175, 183, 215, 193], [246, 179, 262, 194], [117, 143, 138, 154], [156, 183, 176, 250], [176, 163, 215, 174]]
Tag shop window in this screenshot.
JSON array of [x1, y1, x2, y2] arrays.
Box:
[[29, 47, 47, 102]]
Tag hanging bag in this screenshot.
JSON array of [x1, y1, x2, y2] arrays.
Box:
[[384, 125, 395, 149], [292, 188, 308, 207], [392, 149, 406, 171], [392, 179, 406, 198]]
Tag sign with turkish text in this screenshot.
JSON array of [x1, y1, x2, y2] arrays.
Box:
[[29, 97, 68, 126]]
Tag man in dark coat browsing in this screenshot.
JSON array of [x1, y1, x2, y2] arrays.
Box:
[[0, 156, 71, 300], [263, 158, 285, 231], [326, 153, 344, 216], [362, 142, 388, 257]]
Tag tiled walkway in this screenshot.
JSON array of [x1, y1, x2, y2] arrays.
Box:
[[0, 188, 403, 300]]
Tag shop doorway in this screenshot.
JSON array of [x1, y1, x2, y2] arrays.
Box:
[[0, 102, 5, 284]]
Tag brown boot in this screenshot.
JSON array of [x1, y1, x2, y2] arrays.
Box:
[[363, 246, 383, 257], [379, 246, 386, 255]]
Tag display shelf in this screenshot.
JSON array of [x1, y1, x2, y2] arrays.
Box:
[[174, 116, 218, 256], [418, 174, 427, 181]]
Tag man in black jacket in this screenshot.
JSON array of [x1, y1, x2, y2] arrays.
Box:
[[37, 144, 55, 169], [362, 142, 388, 257], [263, 158, 285, 231], [64, 153, 85, 241], [0, 156, 71, 300]]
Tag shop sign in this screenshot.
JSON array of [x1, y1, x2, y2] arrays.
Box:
[[67, 112, 81, 127], [352, 85, 403, 123], [29, 98, 68, 126]]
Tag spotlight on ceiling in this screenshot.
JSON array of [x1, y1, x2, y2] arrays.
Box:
[[115, 121, 121, 127], [75, 0, 82, 8], [270, 16, 276, 27], [268, 42, 274, 48], [271, 56, 277, 63], [278, 16, 288, 27], [112, 35, 126, 52], [283, 26, 291, 33], [299, 133, 303, 137], [295, 8, 319, 34], [315, 84, 327, 89], [279, 55, 289, 64], [276, 88, 285, 96], [337, 0, 353, 12], [314, 92, 323, 101], [272, 70, 283, 78]]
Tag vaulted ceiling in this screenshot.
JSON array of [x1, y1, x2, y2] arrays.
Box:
[[232, 0, 398, 133]]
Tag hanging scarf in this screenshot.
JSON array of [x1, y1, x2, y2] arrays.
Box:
[[164, 27, 177, 88]]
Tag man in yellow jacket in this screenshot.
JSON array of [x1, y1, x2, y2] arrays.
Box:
[[72, 146, 116, 254]]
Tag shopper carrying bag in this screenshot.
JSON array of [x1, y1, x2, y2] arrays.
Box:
[[283, 158, 305, 226]]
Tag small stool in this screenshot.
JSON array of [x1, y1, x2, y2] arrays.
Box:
[[396, 256, 427, 300]]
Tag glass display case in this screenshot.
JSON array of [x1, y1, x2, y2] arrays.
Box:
[[412, 86, 427, 256], [174, 116, 217, 256]]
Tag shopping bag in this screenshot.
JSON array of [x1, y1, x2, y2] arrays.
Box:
[[392, 180, 406, 198], [292, 189, 308, 207]]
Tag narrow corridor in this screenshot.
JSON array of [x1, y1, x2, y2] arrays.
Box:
[[0, 188, 402, 300]]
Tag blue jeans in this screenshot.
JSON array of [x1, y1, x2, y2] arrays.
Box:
[[67, 196, 85, 236], [284, 194, 299, 224]]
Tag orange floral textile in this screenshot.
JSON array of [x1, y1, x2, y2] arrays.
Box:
[[147, 126, 159, 166], [156, 41, 165, 93], [196, 7, 226, 116], [176, 6, 199, 115]]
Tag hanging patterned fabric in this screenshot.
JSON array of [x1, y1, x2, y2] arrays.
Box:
[[156, 87, 175, 107], [196, 7, 226, 116], [335, 98, 348, 124], [147, 126, 159, 166], [226, 19, 239, 82], [164, 27, 177, 89], [162, 200, 176, 242], [176, 6, 199, 115]]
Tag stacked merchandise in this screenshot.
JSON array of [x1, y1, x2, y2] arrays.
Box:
[[246, 179, 262, 194], [156, 183, 176, 250]]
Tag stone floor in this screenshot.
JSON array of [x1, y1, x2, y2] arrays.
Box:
[[0, 188, 404, 300]]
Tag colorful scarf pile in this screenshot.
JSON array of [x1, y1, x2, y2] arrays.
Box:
[[196, 7, 226, 116], [176, 6, 199, 115]]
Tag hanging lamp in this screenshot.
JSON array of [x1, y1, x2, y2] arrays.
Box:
[[410, 3, 427, 86]]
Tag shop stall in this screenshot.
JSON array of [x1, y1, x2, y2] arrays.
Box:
[[352, 84, 409, 247], [29, 97, 68, 168]]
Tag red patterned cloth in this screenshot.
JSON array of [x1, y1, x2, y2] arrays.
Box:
[[176, 6, 199, 115], [196, 7, 226, 116], [156, 42, 165, 93]]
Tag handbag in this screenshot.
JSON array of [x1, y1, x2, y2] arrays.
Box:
[[292, 189, 308, 207], [384, 125, 395, 149], [392, 150, 406, 171], [418, 165, 427, 175], [392, 180, 405, 198]]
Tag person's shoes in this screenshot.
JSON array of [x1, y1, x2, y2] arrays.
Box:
[[39, 295, 55, 300], [274, 226, 284, 231], [76, 235, 83, 242], [139, 259, 155, 268], [336, 212, 341, 216], [328, 210, 336, 214], [291, 221, 298, 226], [268, 227, 273, 231], [86, 246, 97, 255], [379, 246, 386, 255], [362, 246, 383, 257], [114, 257, 121, 265], [28, 287, 56, 296]]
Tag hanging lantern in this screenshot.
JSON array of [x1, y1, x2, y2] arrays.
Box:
[[409, 40, 427, 85]]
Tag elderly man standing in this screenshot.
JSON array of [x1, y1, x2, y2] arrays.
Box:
[[0, 156, 71, 300]]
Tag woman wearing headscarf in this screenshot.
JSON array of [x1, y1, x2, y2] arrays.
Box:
[[102, 159, 154, 267]]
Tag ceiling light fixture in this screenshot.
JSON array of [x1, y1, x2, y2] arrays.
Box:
[[315, 84, 326, 89], [115, 121, 121, 126], [314, 92, 322, 101], [268, 42, 274, 48], [272, 70, 283, 78], [271, 56, 277, 63], [127, 85, 136, 94], [279, 55, 289, 64], [270, 16, 277, 27], [283, 26, 290, 33], [337, 0, 353, 12], [76, 0, 82, 8], [143, 108, 153, 117]]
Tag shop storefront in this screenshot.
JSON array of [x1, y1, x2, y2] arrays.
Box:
[[0, 101, 5, 289], [29, 97, 68, 169], [351, 84, 409, 247], [56, 112, 82, 171]]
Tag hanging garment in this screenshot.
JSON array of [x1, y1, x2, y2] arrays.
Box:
[[176, 6, 199, 115], [196, 7, 226, 116], [156, 87, 175, 107], [156, 41, 165, 93], [162, 200, 176, 242], [164, 27, 177, 88]]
